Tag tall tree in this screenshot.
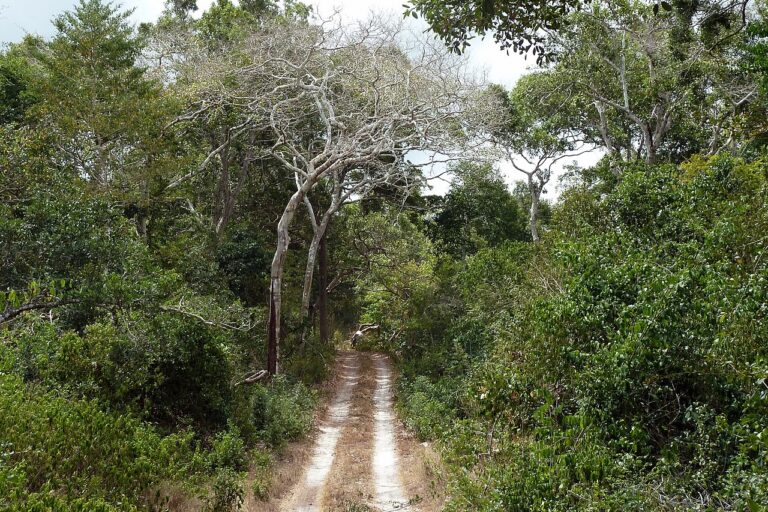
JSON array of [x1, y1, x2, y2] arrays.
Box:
[[31, 0, 165, 187], [485, 79, 589, 241], [538, 1, 756, 166], [164, 18, 478, 373]]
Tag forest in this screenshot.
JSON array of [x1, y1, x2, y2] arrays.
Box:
[[1, 0, 767, 510]]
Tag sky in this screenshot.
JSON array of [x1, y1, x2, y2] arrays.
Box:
[[0, 0, 600, 198]]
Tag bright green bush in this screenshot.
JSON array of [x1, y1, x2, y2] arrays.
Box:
[[207, 428, 248, 472], [396, 155, 768, 510], [0, 373, 195, 509], [399, 376, 458, 440], [252, 376, 316, 448]]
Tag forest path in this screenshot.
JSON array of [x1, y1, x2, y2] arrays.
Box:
[[276, 350, 442, 512]]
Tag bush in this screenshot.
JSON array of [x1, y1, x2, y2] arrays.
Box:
[[251, 474, 270, 502], [250, 449, 272, 501], [207, 428, 247, 472], [397, 156, 768, 510], [0, 374, 195, 509], [204, 468, 244, 512], [252, 376, 316, 447], [399, 376, 457, 440]]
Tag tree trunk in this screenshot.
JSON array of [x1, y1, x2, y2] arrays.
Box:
[[267, 280, 278, 374], [301, 225, 324, 317], [317, 233, 330, 344], [300, 182, 342, 318], [528, 176, 541, 243], [267, 189, 305, 375], [136, 208, 148, 240], [641, 123, 659, 165]]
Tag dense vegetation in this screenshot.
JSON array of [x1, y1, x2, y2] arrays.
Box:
[[392, 157, 768, 510], [2, 0, 768, 510], [0, 1, 324, 509], [382, 1, 768, 510]]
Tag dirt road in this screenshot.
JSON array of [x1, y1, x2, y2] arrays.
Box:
[[274, 351, 443, 512]]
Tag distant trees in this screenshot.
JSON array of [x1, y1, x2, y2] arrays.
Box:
[[484, 78, 589, 241], [429, 162, 528, 255], [524, 1, 757, 167]]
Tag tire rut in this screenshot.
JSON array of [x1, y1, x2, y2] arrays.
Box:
[[371, 353, 411, 511], [283, 351, 419, 512], [283, 352, 361, 511]]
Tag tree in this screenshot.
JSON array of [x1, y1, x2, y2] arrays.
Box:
[[164, 18, 478, 373], [348, 208, 438, 350], [0, 50, 37, 125], [429, 162, 528, 256], [404, 0, 584, 62], [536, 1, 756, 166], [28, 1, 165, 188], [298, 158, 419, 321], [484, 79, 589, 241]]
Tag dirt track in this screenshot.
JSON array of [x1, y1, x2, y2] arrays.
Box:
[[266, 351, 444, 512]]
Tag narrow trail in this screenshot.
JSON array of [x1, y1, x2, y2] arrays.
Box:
[[283, 352, 361, 511], [277, 351, 441, 512]]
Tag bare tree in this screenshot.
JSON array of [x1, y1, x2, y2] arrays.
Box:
[[161, 16, 479, 373]]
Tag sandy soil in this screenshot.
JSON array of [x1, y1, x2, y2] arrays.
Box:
[[279, 352, 361, 511], [252, 350, 445, 512]]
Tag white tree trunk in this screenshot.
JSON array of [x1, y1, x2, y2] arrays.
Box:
[[267, 188, 306, 374], [528, 175, 541, 243], [300, 188, 341, 317]]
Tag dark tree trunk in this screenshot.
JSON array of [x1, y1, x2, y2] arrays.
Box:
[[267, 281, 278, 375], [317, 233, 330, 344]]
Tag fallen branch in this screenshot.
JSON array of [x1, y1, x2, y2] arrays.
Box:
[[350, 323, 379, 346], [232, 369, 269, 387]]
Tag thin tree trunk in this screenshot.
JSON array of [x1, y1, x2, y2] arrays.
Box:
[[300, 180, 342, 318], [317, 233, 330, 344], [267, 281, 278, 374], [267, 189, 305, 375], [528, 176, 541, 243], [301, 224, 325, 317], [300, 214, 335, 318]]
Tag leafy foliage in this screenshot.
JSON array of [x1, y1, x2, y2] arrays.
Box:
[[394, 156, 768, 510], [2, 0, 768, 509], [404, 0, 584, 61]]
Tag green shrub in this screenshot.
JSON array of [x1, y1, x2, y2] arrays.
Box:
[[399, 376, 457, 440], [282, 337, 333, 385], [251, 475, 269, 502], [250, 449, 272, 501], [398, 157, 768, 510], [207, 428, 247, 472], [252, 376, 316, 447], [0, 374, 195, 509], [204, 468, 244, 512]]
